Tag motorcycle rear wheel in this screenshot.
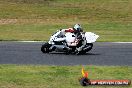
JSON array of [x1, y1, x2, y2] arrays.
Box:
[[41, 43, 51, 53]]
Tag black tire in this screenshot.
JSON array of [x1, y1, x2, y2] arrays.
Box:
[[85, 43, 93, 52], [80, 77, 91, 86], [41, 43, 51, 53]]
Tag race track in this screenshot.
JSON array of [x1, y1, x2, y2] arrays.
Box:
[[0, 42, 132, 66]]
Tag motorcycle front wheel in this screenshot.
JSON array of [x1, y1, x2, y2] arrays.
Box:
[[85, 43, 93, 52], [80, 43, 93, 54]]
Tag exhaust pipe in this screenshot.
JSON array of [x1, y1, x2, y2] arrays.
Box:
[[53, 45, 69, 51]]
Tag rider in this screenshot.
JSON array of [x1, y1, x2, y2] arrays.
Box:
[[53, 24, 85, 52], [56, 24, 83, 41]]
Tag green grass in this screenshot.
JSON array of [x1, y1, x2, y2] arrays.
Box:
[[0, 0, 132, 41], [0, 65, 131, 88], [0, 1, 131, 88], [0, 22, 131, 41]]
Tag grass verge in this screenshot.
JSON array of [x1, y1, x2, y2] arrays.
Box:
[[0, 65, 131, 88], [0, 0, 132, 41], [0, 22, 132, 42]]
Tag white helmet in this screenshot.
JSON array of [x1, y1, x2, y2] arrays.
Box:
[[73, 24, 83, 32]]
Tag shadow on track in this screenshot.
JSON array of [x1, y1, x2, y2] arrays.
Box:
[[81, 53, 100, 56], [45, 52, 101, 56]]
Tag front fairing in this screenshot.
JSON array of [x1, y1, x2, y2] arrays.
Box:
[[85, 32, 99, 43]]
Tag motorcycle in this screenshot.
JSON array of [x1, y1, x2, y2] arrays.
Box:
[[41, 30, 99, 55]]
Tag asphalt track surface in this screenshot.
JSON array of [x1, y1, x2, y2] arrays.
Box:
[[0, 42, 132, 66]]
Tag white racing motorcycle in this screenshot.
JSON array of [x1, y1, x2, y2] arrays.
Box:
[[41, 30, 99, 55]]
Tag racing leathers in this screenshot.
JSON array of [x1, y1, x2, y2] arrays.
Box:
[[50, 28, 86, 52]]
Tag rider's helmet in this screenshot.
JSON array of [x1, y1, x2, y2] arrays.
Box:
[[73, 24, 83, 33]]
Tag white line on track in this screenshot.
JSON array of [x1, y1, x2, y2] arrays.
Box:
[[18, 41, 44, 42], [111, 42, 132, 44], [17, 41, 132, 43]]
